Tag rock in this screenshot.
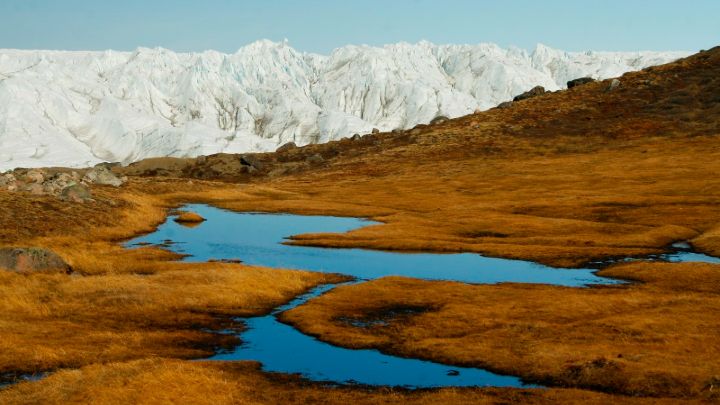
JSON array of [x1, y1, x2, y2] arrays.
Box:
[[306, 154, 324, 164], [25, 183, 44, 195], [0, 173, 15, 187], [7, 184, 17, 192], [496, 101, 513, 109], [83, 166, 124, 187], [240, 154, 263, 170], [196, 155, 207, 164], [0, 247, 72, 274], [276, 142, 297, 153], [473, 108, 483, 114], [371, 128, 380, 134], [25, 170, 45, 184], [430, 116, 449, 125], [513, 86, 546, 102], [391, 128, 404, 134], [607, 78, 621, 91], [60, 183, 92, 203], [94, 162, 121, 169], [174, 211, 206, 224], [567, 77, 596, 88], [350, 134, 361, 141]]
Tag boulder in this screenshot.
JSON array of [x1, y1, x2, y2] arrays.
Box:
[[240, 154, 263, 170], [0, 247, 72, 274], [306, 154, 324, 164], [371, 128, 380, 134], [430, 116, 449, 125], [350, 134, 361, 141], [25, 183, 44, 195], [607, 78, 621, 92], [513, 86, 546, 102], [567, 77, 596, 88], [24, 170, 45, 184], [83, 166, 124, 187], [276, 142, 298, 153], [496, 101, 514, 109], [174, 211, 206, 224], [60, 183, 92, 203], [0, 173, 16, 188]]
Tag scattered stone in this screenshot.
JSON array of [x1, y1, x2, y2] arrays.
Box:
[[94, 162, 121, 169], [350, 134, 361, 141], [60, 183, 92, 203], [276, 142, 298, 153], [430, 116, 449, 125], [174, 211, 206, 224], [306, 154, 324, 164], [513, 86, 546, 102], [496, 101, 514, 109], [83, 166, 124, 187], [607, 79, 621, 92], [25, 183, 44, 195], [24, 170, 45, 184], [0, 247, 72, 274], [567, 77, 596, 88], [371, 128, 380, 134], [473, 108, 483, 114], [391, 128, 404, 134], [240, 154, 263, 170], [0, 173, 15, 187]]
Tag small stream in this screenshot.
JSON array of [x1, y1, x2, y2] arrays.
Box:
[[125, 204, 718, 389]]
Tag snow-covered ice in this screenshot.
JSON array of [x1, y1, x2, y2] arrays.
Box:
[[0, 41, 687, 170]]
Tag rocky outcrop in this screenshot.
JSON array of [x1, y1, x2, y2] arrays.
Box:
[[607, 79, 621, 92], [60, 183, 93, 203], [276, 142, 298, 153], [1, 164, 125, 202], [567, 77, 596, 88], [82, 165, 126, 187], [0, 247, 72, 274], [513, 86, 547, 102], [430, 116, 449, 125], [496, 101, 514, 109]]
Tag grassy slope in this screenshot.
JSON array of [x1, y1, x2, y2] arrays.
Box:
[[1, 47, 720, 402]]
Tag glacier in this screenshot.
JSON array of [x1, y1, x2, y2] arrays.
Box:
[[0, 40, 688, 170]]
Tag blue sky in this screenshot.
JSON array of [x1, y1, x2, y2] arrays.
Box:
[[0, 0, 717, 53]]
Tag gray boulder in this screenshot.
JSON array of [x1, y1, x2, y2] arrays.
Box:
[[496, 101, 514, 109], [567, 77, 596, 88], [430, 116, 449, 125], [61, 183, 92, 203], [240, 154, 264, 170], [306, 154, 324, 164], [606, 79, 621, 92], [276, 142, 298, 153], [513, 86, 546, 102], [83, 166, 124, 187], [0, 247, 72, 274]]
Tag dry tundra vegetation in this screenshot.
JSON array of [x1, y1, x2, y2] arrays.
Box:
[[0, 46, 719, 403]]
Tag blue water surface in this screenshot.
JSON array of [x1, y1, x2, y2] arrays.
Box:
[[126, 204, 718, 389]]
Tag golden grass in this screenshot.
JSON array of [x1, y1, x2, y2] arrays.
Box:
[[281, 262, 720, 399], [0, 185, 346, 379], [0, 48, 719, 402], [0, 358, 696, 405]]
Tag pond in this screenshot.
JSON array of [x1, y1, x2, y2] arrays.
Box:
[[126, 204, 715, 389]]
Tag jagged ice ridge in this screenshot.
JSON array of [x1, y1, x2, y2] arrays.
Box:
[[0, 40, 688, 170]]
